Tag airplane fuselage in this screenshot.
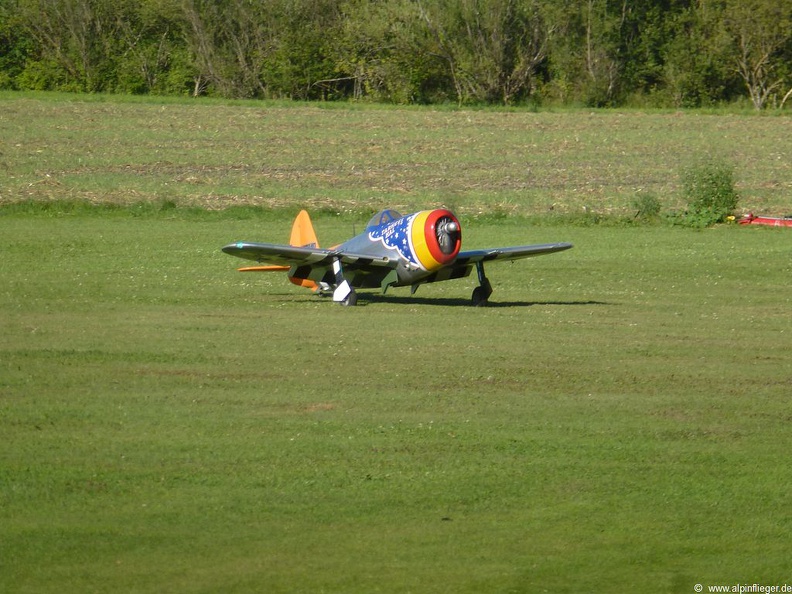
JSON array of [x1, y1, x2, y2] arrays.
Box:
[[326, 209, 463, 288]]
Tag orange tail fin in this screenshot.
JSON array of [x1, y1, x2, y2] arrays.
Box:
[[288, 210, 319, 290], [290, 210, 319, 248]]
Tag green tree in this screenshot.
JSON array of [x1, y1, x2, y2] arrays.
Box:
[[322, 0, 443, 103], [418, 0, 551, 105], [255, 0, 342, 100], [580, 0, 622, 105], [113, 0, 189, 95], [541, 0, 623, 106], [6, 0, 789, 107], [661, 3, 737, 107], [0, 0, 31, 89], [16, 0, 128, 92], [723, 0, 792, 109]]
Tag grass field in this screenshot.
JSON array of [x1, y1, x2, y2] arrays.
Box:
[[2, 91, 791, 217], [2, 209, 791, 593], [2, 94, 792, 592]]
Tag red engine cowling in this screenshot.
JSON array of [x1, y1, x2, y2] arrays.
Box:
[[409, 209, 462, 271]]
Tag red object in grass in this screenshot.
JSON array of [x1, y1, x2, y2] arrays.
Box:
[[739, 213, 792, 227]]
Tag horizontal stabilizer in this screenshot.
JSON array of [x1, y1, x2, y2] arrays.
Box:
[[238, 265, 290, 272]]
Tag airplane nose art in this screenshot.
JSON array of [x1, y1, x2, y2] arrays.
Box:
[[411, 209, 462, 271]]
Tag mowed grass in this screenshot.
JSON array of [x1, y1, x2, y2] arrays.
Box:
[[2, 209, 791, 593], [1, 92, 791, 216]]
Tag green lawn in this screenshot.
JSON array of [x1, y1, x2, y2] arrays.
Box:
[[2, 208, 790, 593]]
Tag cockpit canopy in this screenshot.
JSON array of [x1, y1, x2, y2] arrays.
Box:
[[366, 209, 402, 229]]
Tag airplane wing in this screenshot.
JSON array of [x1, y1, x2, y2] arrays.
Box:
[[413, 242, 573, 287], [221, 242, 395, 268], [454, 242, 573, 264]]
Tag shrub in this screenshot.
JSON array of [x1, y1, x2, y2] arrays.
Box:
[[675, 160, 740, 227], [632, 192, 662, 222]]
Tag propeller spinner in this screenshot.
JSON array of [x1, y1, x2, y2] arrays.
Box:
[[436, 217, 460, 255]]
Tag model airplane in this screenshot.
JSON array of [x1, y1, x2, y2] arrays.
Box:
[[222, 208, 572, 306]]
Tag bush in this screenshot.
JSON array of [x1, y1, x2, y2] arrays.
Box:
[[675, 160, 740, 227], [632, 192, 662, 222]]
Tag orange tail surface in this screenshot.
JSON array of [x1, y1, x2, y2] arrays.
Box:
[[288, 210, 319, 290], [290, 210, 319, 249]]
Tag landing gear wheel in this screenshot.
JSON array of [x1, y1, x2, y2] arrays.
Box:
[[471, 286, 490, 307], [341, 291, 358, 307], [472, 262, 493, 306]]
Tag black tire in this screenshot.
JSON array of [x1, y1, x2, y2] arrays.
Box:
[[341, 291, 358, 306], [471, 287, 489, 307]]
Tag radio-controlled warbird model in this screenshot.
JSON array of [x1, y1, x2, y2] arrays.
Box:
[[222, 208, 572, 306]]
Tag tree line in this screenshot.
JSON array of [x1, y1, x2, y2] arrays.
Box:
[[1, 0, 791, 109]]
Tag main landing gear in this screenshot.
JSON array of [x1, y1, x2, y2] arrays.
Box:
[[331, 258, 358, 306], [340, 291, 357, 306], [329, 257, 492, 307], [471, 261, 493, 306]]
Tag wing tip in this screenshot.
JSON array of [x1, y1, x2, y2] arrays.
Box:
[[221, 242, 244, 253]]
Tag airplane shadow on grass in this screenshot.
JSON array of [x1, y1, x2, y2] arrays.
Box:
[[354, 293, 611, 308], [264, 292, 610, 308]]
